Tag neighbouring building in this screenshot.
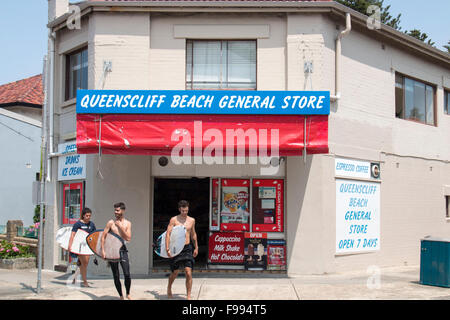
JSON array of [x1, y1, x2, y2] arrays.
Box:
[[0, 74, 43, 227], [43, 0, 450, 276]]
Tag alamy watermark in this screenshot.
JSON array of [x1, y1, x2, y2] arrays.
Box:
[[366, 265, 381, 289], [66, 5, 81, 30], [366, 5, 382, 30], [170, 121, 282, 176]]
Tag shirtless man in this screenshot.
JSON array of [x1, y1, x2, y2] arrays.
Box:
[[166, 200, 198, 300], [101, 202, 132, 300]]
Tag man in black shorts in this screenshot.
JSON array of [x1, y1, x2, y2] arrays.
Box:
[[166, 200, 198, 300]]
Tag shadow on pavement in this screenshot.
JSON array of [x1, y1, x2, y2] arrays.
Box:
[[20, 283, 37, 294], [79, 290, 119, 300], [146, 290, 185, 300]]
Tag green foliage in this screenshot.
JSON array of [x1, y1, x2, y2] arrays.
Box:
[[404, 29, 435, 46], [336, 0, 402, 30], [33, 205, 45, 224], [336, 0, 436, 47], [0, 240, 35, 259]]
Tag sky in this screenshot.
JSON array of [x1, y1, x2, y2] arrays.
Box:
[[0, 0, 448, 85]]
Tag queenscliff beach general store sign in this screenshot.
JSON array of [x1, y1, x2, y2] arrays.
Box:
[[76, 90, 330, 115]]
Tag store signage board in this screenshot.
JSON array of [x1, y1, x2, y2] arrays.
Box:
[[267, 240, 287, 271], [220, 179, 250, 232], [252, 179, 284, 232], [208, 232, 245, 265], [335, 179, 380, 254], [244, 232, 268, 270], [76, 90, 330, 115], [335, 158, 371, 180], [57, 141, 86, 181]]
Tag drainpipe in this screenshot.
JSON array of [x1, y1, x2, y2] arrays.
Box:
[[47, 30, 56, 181], [330, 13, 351, 102]]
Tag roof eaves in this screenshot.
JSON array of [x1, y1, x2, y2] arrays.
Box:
[[47, 0, 450, 68], [329, 2, 450, 66], [47, 0, 336, 29]]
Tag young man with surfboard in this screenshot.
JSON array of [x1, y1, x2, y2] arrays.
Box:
[[101, 202, 132, 300], [166, 200, 199, 300], [68, 207, 96, 287]]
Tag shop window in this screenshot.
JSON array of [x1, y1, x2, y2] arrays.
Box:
[[446, 196, 450, 219], [395, 73, 436, 125], [186, 40, 256, 90], [62, 182, 84, 225], [65, 47, 88, 101], [208, 178, 287, 271], [445, 89, 450, 115]]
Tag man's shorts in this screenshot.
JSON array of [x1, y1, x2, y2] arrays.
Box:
[[170, 243, 195, 272]]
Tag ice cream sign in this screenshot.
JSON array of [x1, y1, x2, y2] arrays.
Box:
[[57, 141, 86, 181]]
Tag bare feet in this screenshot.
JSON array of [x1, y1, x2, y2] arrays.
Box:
[[127, 295, 132, 300], [167, 287, 173, 299]]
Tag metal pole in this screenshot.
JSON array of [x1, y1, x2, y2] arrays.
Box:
[[303, 116, 307, 164], [37, 142, 47, 294], [37, 54, 49, 294]]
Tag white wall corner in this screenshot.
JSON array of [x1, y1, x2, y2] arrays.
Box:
[[48, 0, 69, 23]]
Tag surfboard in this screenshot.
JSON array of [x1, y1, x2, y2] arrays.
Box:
[[86, 230, 125, 261], [56, 226, 94, 256], [154, 225, 186, 258]]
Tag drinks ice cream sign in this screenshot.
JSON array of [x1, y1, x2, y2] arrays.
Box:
[[57, 141, 86, 181]]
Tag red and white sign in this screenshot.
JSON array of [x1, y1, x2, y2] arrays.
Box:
[[220, 179, 250, 232], [208, 232, 245, 264], [210, 179, 220, 231], [252, 179, 284, 232], [244, 232, 268, 239]]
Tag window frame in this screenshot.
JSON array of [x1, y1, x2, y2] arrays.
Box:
[[395, 72, 437, 126], [444, 89, 450, 116], [185, 39, 257, 91], [61, 181, 85, 226], [65, 46, 88, 101], [446, 195, 450, 219]]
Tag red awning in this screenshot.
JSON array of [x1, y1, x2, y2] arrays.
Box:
[[76, 114, 328, 156]]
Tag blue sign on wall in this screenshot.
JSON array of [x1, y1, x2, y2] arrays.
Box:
[[76, 90, 330, 115]]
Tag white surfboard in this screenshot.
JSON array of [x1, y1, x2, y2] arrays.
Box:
[[154, 225, 186, 258], [86, 230, 125, 261], [56, 226, 94, 256]]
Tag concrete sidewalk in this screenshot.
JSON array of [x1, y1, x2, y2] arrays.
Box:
[[0, 265, 448, 300]]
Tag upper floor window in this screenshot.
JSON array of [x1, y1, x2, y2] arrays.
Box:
[[186, 40, 256, 90], [445, 89, 450, 115], [65, 47, 88, 101], [395, 73, 435, 125]]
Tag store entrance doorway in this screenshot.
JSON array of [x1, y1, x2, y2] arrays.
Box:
[[152, 177, 210, 270]]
